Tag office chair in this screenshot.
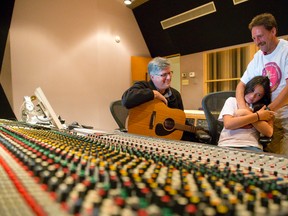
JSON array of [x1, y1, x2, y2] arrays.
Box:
[[202, 91, 272, 148], [110, 100, 129, 132], [202, 91, 236, 145]]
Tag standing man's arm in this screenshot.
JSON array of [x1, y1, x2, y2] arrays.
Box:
[[268, 79, 288, 111]]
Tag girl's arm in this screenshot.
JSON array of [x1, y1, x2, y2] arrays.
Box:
[[252, 119, 273, 137], [223, 112, 259, 130], [223, 106, 274, 131]]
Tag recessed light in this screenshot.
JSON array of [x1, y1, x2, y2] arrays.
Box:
[[124, 0, 132, 5]]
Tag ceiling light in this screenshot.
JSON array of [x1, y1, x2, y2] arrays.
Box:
[[124, 0, 132, 5]]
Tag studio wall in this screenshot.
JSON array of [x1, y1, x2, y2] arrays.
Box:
[[0, 0, 15, 120], [4, 0, 150, 130]]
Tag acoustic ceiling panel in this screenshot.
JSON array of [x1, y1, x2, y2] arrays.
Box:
[[161, 2, 216, 30], [133, 0, 288, 57], [233, 0, 249, 5]]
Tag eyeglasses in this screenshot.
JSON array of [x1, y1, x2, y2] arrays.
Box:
[[155, 71, 173, 78]]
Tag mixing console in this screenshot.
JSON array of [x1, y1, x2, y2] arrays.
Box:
[[1, 119, 288, 216]]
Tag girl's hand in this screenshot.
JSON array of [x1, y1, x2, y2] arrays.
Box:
[[257, 105, 275, 121]]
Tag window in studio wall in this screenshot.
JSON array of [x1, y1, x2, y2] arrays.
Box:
[[203, 43, 258, 94]]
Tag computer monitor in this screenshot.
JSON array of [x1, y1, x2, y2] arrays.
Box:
[[33, 87, 64, 130]]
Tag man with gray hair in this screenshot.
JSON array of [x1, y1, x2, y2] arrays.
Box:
[[122, 57, 182, 110], [122, 57, 210, 142]]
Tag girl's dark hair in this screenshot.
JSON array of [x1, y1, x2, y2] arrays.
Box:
[[244, 76, 271, 112]]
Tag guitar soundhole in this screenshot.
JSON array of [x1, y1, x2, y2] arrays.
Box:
[[164, 118, 175, 130]]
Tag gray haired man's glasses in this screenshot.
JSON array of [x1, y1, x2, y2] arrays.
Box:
[[155, 71, 173, 78]]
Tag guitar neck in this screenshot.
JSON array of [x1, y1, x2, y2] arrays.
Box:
[[174, 123, 196, 133]]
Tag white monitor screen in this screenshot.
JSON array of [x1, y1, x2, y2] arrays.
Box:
[[34, 87, 64, 130]]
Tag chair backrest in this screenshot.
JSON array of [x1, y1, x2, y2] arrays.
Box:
[[201, 91, 235, 145], [110, 100, 129, 131]]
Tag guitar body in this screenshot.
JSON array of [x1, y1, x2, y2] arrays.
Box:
[[128, 99, 187, 140]]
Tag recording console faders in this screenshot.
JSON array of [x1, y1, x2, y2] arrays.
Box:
[[0, 119, 288, 216]]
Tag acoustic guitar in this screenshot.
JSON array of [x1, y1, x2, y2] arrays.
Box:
[[127, 99, 196, 140]]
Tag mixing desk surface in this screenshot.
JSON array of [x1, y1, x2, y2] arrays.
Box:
[[0, 119, 288, 216]]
